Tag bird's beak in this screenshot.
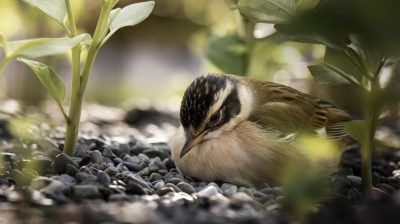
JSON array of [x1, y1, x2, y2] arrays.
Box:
[[180, 131, 206, 158]]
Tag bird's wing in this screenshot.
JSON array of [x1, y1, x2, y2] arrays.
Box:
[[247, 80, 351, 140]]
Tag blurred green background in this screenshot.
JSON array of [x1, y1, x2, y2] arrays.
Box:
[[0, 0, 357, 114]]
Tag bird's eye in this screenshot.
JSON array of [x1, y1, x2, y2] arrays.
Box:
[[207, 111, 222, 127]]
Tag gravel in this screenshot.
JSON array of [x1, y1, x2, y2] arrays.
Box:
[[0, 113, 400, 224]]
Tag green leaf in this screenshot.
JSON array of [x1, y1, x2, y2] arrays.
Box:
[[22, 0, 67, 27], [17, 58, 66, 104], [205, 35, 248, 75], [238, 0, 295, 24], [108, 1, 154, 37], [344, 120, 366, 143], [109, 8, 122, 25], [324, 47, 363, 82], [7, 34, 90, 58], [308, 64, 351, 85]]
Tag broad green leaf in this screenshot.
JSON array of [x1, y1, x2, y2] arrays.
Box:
[[108, 1, 154, 37], [205, 35, 247, 76], [324, 47, 363, 82], [7, 34, 90, 58], [22, 0, 67, 27], [238, 0, 295, 24], [344, 120, 366, 143], [109, 8, 122, 25], [17, 58, 66, 104], [308, 64, 351, 85]]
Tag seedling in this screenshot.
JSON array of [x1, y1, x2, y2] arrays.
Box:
[[0, 0, 155, 155]]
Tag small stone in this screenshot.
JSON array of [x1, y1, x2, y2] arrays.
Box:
[[57, 174, 76, 186], [347, 188, 362, 202], [157, 187, 175, 195], [149, 173, 163, 182], [126, 175, 150, 189], [153, 181, 165, 190], [123, 162, 141, 172], [126, 181, 146, 195], [90, 150, 103, 164], [65, 164, 79, 176], [165, 183, 181, 192], [347, 175, 362, 186], [166, 177, 183, 185], [104, 166, 119, 177], [221, 183, 237, 197], [165, 158, 176, 170], [377, 183, 396, 194], [73, 185, 101, 200], [97, 171, 111, 187], [230, 192, 254, 206], [51, 153, 79, 174], [143, 149, 164, 159], [196, 185, 219, 198], [177, 182, 196, 194], [116, 163, 128, 172]]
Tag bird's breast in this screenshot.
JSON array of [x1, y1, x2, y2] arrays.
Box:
[[170, 121, 303, 186]]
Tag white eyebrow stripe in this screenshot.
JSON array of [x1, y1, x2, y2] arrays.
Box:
[[207, 81, 234, 119]]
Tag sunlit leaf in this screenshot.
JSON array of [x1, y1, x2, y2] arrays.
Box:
[[108, 1, 154, 37], [308, 64, 351, 85], [324, 47, 363, 82], [238, 0, 295, 24], [22, 0, 67, 27], [7, 34, 90, 58], [344, 120, 366, 143], [205, 35, 247, 75], [109, 8, 122, 25], [17, 58, 66, 104]]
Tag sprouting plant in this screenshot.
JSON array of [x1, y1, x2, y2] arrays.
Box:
[[0, 0, 155, 155], [235, 0, 400, 192]]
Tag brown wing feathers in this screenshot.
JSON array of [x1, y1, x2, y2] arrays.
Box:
[[247, 79, 351, 140]]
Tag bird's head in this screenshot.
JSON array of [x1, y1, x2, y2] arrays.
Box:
[[179, 74, 253, 158]]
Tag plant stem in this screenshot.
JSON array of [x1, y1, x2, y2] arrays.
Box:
[[63, 0, 81, 155], [63, 0, 113, 155], [361, 77, 380, 192], [243, 19, 255, 76]]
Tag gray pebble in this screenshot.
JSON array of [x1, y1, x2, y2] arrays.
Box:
[[196, 185, 219, 198], [347, 175, 362, 186], [104, 166, 119, 177], [221, 183, 237, 197], [51, 153, 79, 174], [177, 182, 196, 194], [166, 177, 183, 185], [157, 187, 175, 195], [149, 173, 163, 182], [123, 162, 141, 172], [97, 171, 111, 187], [90, 150, 103, 164], [73, 185, 101, 200]]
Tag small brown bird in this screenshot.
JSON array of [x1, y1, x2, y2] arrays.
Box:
[[170, 74, 351, 187]]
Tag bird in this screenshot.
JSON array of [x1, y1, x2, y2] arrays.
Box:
[[170, 73, 352, 187]]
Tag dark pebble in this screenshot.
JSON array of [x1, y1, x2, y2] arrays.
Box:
[[221, 183, 238, 197], [104, 166, 119, 177], [73, 185, 101, 200], [157, 187, 175, 195], [177, 182, 196, 194], [166, 177, 183, 185], [149, 173, 163, 182], [97, 171, 111, 187], [90, 150, 103, 164], [51, 153, 79, 174], [65, 164, 79, 176], [122, 162, 141, 172]]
